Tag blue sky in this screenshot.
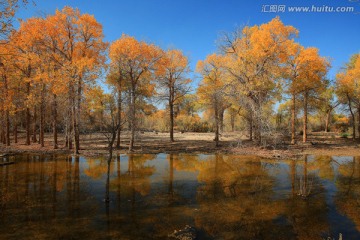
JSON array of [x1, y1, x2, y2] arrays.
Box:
[[16, 0, 360, 87]]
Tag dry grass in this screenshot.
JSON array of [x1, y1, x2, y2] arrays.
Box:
[[1, 131, 360, 159]]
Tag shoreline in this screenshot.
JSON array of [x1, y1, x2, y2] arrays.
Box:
[[2, 143, 360, 160], [1, 132, 360, 160]]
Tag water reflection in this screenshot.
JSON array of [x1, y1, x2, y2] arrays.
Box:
[[0, 154, 360, 239], [285, 156, 329, 240], [335, 157, 360, 236], [194, 155, 285, 239]]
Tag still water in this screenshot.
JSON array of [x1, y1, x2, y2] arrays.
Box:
[[0, 154, 360, 240]]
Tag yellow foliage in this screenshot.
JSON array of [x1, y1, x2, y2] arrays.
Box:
[[336, 54, 360, 103]]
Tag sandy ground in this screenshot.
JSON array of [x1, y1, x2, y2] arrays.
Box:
[[1, 131, 360, 159]]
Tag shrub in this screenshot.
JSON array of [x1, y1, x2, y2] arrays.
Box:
[[340, 133, 349, 138]]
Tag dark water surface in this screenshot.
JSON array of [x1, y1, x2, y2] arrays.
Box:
[[0, 154, 360, 239]]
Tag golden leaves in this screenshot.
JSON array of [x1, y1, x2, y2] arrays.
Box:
[[108, 34, 162, 97], [336, 53, 360, 102], [286, 45, 329, 94], [196, 53, 229, 107], [222, 17, 300, 99], [156, 49, 188, 76], [109, 34, 160, 67]]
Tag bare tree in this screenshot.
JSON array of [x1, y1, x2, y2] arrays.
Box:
[[155, 49, 191, 142]]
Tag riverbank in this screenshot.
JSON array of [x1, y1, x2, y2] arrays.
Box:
[[1, 131, 360, 159]]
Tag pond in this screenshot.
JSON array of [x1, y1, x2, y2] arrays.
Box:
[[0, 153, 360, 239]]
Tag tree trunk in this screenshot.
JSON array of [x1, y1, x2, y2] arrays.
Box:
[[129, 84, 136, 151], [303, 92, 308, 143], [325, 109, 331, 132], [26, 83, 31, 145], [5, 109, 10, 146], [40, 84, 45, 147], [348, 95, 356, 140], [219, 108, 225, 133], [249, 112, 253, 141], [65, 116, 68, 148], [291, 94, 296, 144], [52, 94, 58, 149], [214, 102, 220, 147], [40, 107, 44, 147], [253, 103, 262, 145], [13, 114, 17, 144], [116, 87, 121, 149], [108, 129, 117, 161], [32, 106, 37, 143], [358, 107, 360, 139], [68, 119, 73, 149], [230, 109, 236, 132], [67, 87, 73, 150], [72, 94, 80, 154], [3, 74, 10, 146], [75, 78, 82, 152], [169, 87, 174, 142], [65, 109, 73, 149], [0, 113, 5, 144]]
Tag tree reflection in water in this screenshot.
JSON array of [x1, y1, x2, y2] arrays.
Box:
[[335, 156, 360, 234], [285, 155, 329, 240], [0, 153, 360, 239], [194, 154, 287, 239]]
